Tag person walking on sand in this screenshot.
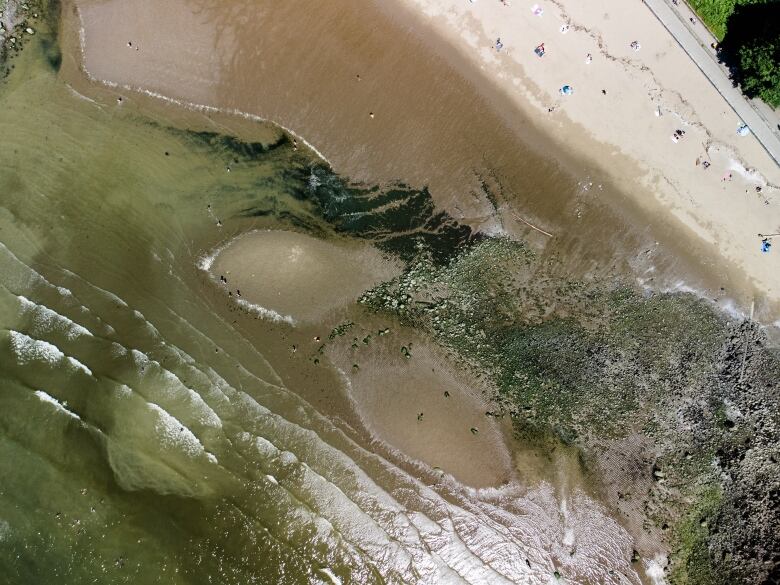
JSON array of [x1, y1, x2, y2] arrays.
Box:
[[585, 53, 592, 64]]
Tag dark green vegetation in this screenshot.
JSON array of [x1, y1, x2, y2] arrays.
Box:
[[166, 126, 472, 267], [687, 0, 773, 40], [687, 0, 780, 107], [359, 238, 780, 584], [735, 34, 780, 106], [238, 158, 472, 264], [715, 1, 780, 107]]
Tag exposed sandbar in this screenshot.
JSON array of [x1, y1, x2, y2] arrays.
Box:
[[208, 230, 400, 324]]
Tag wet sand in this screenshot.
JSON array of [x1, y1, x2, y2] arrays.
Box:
[[208, 230, 401, 324], [206, 230, 511, 487], [328, 326, 514, 488], [66, 0, 780, 323]]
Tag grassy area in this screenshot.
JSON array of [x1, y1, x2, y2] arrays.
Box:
[[668, 486, 722, 585], [686, 0, 775, 41], [687, 0, 737, 40]]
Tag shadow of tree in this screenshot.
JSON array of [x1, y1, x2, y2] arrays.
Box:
[[717, 1, 780, 104]]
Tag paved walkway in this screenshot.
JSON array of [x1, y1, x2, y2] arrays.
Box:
[[643, 0, 780, 169]]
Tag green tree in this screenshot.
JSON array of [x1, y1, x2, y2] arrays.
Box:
[[738, 37, 780, 106]]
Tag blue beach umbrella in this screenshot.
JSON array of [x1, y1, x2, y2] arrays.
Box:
[[560, 85, 573, 95]]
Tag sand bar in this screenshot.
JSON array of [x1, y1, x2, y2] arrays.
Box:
[[208, 230, 400, 324], [328, 328, 515, 488]]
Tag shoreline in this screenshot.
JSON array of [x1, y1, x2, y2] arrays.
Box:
[[390, 0, 780, 309], [65, 0, 780, 324]]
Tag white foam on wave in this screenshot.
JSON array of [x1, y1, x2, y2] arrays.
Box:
[[68, 357, 93, 377], [637, 277, 750, 322], [130, 349, 222, 428], [65, 83, 101, 106], [0, 244, 118, 339], [8, 331, 63, 365], [17, 295, 94, 339], [0, 241, 49, 292], [645, 554, 669, 585], [61, 268, 129, 308], [196, 239, 231, 272], [147, 403, 206, 459], [131, 309, 161, 337], [317, 567, 343, 585], [0, 519, 10, 543], [34, 390, 82, 421], [8, 331, 93, 376], [662, 281, 748, 320], [235, 298, 296, 326]]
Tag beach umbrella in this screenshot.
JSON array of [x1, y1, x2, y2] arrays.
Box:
[[560, 85, 573, 95]]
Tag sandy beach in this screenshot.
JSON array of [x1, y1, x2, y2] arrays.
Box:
[[397, 0, 780, 311]]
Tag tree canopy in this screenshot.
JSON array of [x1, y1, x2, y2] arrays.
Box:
[[717, 0, 780, 108]]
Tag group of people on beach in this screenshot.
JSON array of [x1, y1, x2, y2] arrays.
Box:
[[484, 0, 772, 254]]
